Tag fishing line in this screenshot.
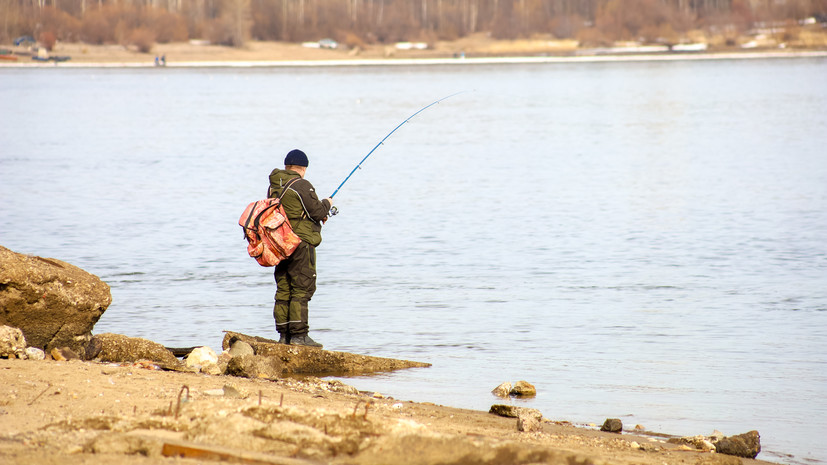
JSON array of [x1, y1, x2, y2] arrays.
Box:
[[328, 91, 466, 216]]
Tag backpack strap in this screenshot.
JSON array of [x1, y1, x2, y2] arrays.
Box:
[[251, 177, 303, 231], [277, 177, 302, 201]]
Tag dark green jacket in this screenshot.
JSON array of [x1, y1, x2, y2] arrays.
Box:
[[268, 169, 331, 247]]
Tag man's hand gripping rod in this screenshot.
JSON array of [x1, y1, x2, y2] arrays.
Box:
[[328, 91, 466, 216]]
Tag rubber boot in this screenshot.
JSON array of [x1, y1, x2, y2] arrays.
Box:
[[278, 333, 290, 344], [290, 334, 323, 348]]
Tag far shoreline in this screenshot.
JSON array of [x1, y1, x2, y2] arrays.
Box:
[[3, 49, 826, 69]]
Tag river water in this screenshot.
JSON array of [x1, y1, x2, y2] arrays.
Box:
[[1, 57, 826, 464]]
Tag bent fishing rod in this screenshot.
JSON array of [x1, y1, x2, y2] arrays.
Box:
[[328, 91, 466, 216]]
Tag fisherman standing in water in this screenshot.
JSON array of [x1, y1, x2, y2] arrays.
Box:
[[268, 149, 333, 347]]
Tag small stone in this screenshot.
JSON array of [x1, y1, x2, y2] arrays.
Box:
[[600, 418, 623, 433], [225, 354, 281, 380], [203, 389, 225, 397], [222, 384, 242, 398], [0, 326, 27, 358], [713, 430, 761, 459], [25, 347, 46, 360], [216, 351, 232, 374], [509, 380, 537, 397], [517, 412, 542, 432], [491, 382, 512, 398], [186, 346, 218, 368], [639, 442, 660, 452], [202, 363, 223, 375], [186, 346, 220, 374], [50, 348, 67, 361], [634, 424, 646, 431], [229, 340, 255, 357], [50, 346, 80, 361]]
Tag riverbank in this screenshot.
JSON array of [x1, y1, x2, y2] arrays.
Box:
[[2, 37, 826, 68], [0, 356, 774, 465]]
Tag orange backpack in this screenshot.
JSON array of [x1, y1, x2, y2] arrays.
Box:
[[239, 178, 302, 267]]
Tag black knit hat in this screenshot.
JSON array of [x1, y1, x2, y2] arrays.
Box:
[[284, 149, 309, 167]]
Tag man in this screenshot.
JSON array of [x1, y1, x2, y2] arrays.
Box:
[[268, 149, 333, 347]]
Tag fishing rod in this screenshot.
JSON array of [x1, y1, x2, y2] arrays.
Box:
[[328, 91, 466, 216]]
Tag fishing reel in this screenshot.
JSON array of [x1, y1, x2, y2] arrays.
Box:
[[329, 206, 339, 216]]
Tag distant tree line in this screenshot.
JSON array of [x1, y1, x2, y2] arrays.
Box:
[[2, 0, 826, 49]]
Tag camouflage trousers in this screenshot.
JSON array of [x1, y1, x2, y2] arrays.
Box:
[[273, 241, 316, 336]]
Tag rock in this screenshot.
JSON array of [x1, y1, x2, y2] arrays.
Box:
[[600, 418, 623, 433], [25, 346, 46, 360], [222, 331, 430, 376], [50, 347, 80, 361], [0, 325, 26, 358], [668, 435, 716, 451], [222, 384, 243, 398], [84, 336, 103, 360], [491, 381, 512, 398], [0, 246, 111, 354], [509, 380, 537, 397], [90, 333, 181, 369], [201, 363, 223, 375], [639, 442, 661, 452], [322, 379, 360, 396], [226, 354, 282, 380], [517, 412, 542, 432], [187, 346, 218, 365], [713, 430, 761, 459], [216, 351, 232, 374], [228, 340, 254, 357], [186, 346, 219, 373], [489, 404, 543, 420]]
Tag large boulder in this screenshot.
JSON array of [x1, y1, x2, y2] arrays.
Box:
[[0, 246, 111, 354], [600, 418, 623, 433], [509, 380, 537, 397], [713, 430, 761, 459]]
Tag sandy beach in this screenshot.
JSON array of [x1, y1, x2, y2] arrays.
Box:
[[0, 355, 775, 465]]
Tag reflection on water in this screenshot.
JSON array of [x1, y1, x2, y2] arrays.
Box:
[[1, 58, 826, 464]]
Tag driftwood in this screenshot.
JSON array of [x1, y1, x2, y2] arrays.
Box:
[[222, 331, 431, 376]]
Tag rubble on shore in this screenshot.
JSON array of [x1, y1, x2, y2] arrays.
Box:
[[0, 357, 772, 465], [0, 247, 771, 464]]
